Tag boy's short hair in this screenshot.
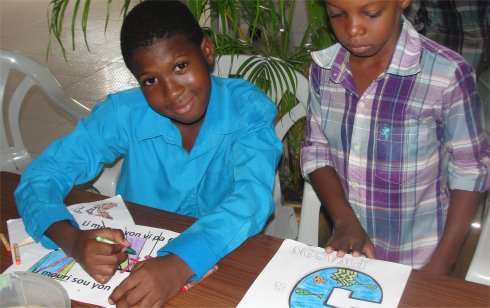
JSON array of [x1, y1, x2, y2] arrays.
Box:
[[120, 0, 204, 70]]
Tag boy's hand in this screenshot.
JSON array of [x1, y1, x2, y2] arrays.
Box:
[[46, 222, 128, 284], [325, 221, 377, 259], [420, 259, 452, 276], [70, 228, 129, 284], [109, 254, 193, 307]]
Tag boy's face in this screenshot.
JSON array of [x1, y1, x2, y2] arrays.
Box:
[[129, 36, 215, 125], [325, 0, 410, 59]]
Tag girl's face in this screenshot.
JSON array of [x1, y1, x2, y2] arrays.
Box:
[[129, 36, 215, 126], [325, 0, 410, 60]]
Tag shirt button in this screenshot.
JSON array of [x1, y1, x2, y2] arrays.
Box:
[[353, 143, 361, 151], [358, 101, 366, 108]]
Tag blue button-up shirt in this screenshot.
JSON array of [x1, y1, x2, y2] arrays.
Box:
[[15, 75, 282, 279]]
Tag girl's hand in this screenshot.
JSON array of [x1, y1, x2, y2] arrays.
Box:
[[109, 254, 193, 307], [325, 221, 377, 259]]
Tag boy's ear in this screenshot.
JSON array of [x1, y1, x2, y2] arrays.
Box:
[[400, 0, 411, 9], [200, 37, 216, 67]]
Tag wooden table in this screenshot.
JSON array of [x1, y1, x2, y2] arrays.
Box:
[[1, 171, 489, 307]]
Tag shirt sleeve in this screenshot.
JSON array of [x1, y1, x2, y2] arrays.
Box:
[[301, 63, 333, 180], [443, 62, 490, 191], [14, 97, 126, 248], [157, 89, 283, 280]]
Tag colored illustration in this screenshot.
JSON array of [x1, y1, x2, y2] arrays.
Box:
[[72, 202, 117, 220], [27, 249, 76, 281], [119, 235, 148, 272], [289, 267, 382, 307]]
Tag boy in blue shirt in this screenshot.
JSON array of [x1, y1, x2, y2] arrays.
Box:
[[15, 1, 282, 306]]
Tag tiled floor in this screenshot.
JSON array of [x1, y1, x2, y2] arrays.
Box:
[[1, 0, 487, 281], [1, 0, 137, 157]]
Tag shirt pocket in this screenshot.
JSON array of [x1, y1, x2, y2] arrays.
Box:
[[373, 123, 434, 185]]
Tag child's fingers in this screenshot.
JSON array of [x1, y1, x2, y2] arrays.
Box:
[[124, 284, 152, 307], [326, 238, 350, 257], [92, 270, 115, 284], [95, 228, 129, 246], [362, 243, 377, 259], [109, 271, 143, 304]]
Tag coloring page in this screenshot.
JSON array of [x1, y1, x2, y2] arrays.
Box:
[[238, 239, 411, 308], [67, 195, 135, 225], [6, 201, 179, 307]]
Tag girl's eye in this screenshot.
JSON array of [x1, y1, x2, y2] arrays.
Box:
[[175, 62, 188, 72], [142, 76, 158, 87]]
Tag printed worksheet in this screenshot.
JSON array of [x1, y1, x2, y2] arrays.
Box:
[[5, 197, 179, 307], [6, 195, 135, 276], [238, 239, 411, 308], [67, 195, 135, 225]]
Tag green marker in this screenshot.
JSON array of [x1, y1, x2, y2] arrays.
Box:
[[95, 236, 136, 255]]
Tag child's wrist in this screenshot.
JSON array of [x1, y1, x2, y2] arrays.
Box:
[[45, 220, 80, 256]]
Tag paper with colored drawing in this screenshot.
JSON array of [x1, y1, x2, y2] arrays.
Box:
[[238, 239, 411, 308], [5, 197, 179, 307], [67, 195, 135, 225], [5, 195, 134, 274]]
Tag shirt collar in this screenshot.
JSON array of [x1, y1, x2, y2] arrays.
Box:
[[311, 16, 421, 80], [136, 75, 241, 143]]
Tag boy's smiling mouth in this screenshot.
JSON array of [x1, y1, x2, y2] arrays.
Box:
[[172, 97, 195, 115]]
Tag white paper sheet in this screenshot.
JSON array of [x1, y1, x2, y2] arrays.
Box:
[[238, 239, 412, 308], [4, 197, 180, 307], [67, 195, 135, 225]]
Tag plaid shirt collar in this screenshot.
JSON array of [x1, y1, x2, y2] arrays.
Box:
[[311, 16, 422, 84]]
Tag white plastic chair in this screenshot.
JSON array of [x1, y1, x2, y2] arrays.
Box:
[[465, 195, 490, 285], [0, 48, 90, 173], [91, 158, 124, 196]]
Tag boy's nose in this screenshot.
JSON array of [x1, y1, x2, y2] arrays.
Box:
[[160, 78, 183, 101], [346, 18, 365, 37]]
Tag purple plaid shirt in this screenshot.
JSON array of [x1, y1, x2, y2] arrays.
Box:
[[301, 19, 490, 269]]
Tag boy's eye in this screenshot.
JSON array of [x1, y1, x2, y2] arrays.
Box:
[[328, 11, 343, 18], [142, 76, 158, 86], [365, 11, 381, 18], [175, 62, 188, 72]]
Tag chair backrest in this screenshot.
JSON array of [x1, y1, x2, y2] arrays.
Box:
[[0, 48, 90, 173], [465, 196, 490, 285]]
